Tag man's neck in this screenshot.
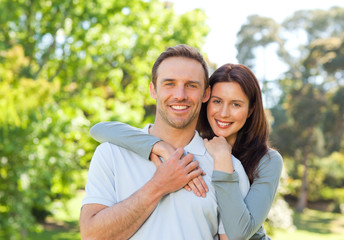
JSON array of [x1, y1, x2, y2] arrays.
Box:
[[149, 122, 196, 149]]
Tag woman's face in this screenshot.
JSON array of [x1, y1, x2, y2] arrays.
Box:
[[207, 81, 252, 146]]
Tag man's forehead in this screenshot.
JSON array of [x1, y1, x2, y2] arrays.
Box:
[[156, 57, 205, 84]]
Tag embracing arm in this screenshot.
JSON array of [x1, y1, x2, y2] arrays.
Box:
[[80, 180, 165, 240], [80, 146, 202, 240], [212, 149, 283, 240], [90, 121, 160, 160]]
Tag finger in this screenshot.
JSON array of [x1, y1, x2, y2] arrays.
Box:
[[187, 181, 201, 197], [169, 148, 185, 161], [180, 153, 194, 167], [184, 160, 199, 173], [198, 175, 209, 193], [150, 153, 162, 167], [187, 167, 203, 180], [184, 185, 192, 191], [192, 176, 207, 197]]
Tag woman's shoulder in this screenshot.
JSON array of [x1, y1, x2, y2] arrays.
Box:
[[253, 148, 284, 182], [258, 148, 283, 170]]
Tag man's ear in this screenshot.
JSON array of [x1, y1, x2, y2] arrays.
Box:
[[150, 82, 157, 99], [202, 86, 211, 103]]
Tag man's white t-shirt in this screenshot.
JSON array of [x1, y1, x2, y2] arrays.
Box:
[[82, 125, 249, 239]]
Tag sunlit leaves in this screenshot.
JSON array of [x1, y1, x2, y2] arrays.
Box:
[[0, 0, 209, 238]]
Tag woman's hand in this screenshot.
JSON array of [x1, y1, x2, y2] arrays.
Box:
[[150, 140, 209, 197], [150, 141, 176, 165], [204, 136, 234, 173], [184, 172, 208, 197]]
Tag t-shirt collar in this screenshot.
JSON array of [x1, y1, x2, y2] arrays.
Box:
[[143, 124, 206, 156]]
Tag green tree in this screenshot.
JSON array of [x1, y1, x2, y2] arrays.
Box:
[[236, 7, 344, 212], [0, 0, 209, 238], [236, 15, 285, 105]]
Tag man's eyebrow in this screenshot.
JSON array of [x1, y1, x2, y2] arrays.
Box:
[[161, 78, 175, 83], [187, 80, 202, 85], [160, 79, 202, 85]]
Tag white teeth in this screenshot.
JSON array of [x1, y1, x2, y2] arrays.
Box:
[[171, 105, 188, 110], [217, 120, 230, 127]]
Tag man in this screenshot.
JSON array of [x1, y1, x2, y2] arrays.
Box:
[[80, 44, 224, 239]]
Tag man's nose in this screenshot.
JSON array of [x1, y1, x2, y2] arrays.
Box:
[[174, 85, 187, 100]]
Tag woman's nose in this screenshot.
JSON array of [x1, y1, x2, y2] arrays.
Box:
[[220, 105, 230, 117]]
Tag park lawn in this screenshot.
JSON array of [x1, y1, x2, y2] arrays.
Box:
[[272, 208, 344, 240], [29, 191, 344, 240], [28, 190, 83, 240]]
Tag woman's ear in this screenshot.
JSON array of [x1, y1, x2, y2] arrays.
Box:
[[248, 106, 255, 118], [150, 82, 157, 99]]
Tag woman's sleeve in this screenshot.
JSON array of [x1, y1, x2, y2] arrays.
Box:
[[212, 149, 283, 240], [89, 121, 161, 160]]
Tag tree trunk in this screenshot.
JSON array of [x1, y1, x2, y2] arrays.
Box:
[[296, 152, 309, 212]]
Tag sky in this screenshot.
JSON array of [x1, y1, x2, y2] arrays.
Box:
[[170, 0, 344, 79]]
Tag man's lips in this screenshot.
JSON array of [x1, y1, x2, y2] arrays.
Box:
[[170, 105, 189, 110], [215, 119, 233, 128], [169, 104, 190, 113]]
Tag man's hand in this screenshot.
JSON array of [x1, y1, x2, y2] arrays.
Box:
[[150, 141, 209, 197], [150, 148, 203, 195]]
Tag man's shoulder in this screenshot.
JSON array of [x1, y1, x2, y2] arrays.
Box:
[[95, 142, 128, 154]]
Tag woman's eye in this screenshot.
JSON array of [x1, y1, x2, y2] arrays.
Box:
[[213, 100, 221, 104], [233, 103, 241, 107]]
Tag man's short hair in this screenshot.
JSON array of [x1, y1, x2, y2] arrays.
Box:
[[151, 44, 209, 89]]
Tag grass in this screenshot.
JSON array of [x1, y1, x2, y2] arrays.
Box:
[[28, 191, 344, 240], [271, 208, 344, 240], [28, 190, 83, 240]]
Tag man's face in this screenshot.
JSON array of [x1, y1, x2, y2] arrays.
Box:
[[150, 57, 210, 129]]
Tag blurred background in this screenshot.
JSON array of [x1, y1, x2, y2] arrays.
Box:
[[1, 0, 343, 239]]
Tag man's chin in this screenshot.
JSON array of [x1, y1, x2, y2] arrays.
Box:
[[167, 119, 192, 129]]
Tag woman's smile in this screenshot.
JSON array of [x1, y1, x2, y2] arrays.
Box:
[[207, 82, 251, 145]]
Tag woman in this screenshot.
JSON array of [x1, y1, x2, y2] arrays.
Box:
[[90, 63, 283, 239]]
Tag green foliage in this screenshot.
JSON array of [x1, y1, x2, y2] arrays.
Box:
[[0, 0, 209, 238], [238, 7, 344, 213], [236, 15, 284, 69], [265, 168, 295, 234], [0, 46, 88, 238]]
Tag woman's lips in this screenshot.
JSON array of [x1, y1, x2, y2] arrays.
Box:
[[215, 119, 232, 128]]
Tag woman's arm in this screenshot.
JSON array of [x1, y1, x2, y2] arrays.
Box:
[[212, 149, 283, 240], [90, 121, 161, 160], [90, 121, 209, 197]]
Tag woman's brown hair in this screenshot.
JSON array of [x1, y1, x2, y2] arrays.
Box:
[[197, 63, 269, 184]]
